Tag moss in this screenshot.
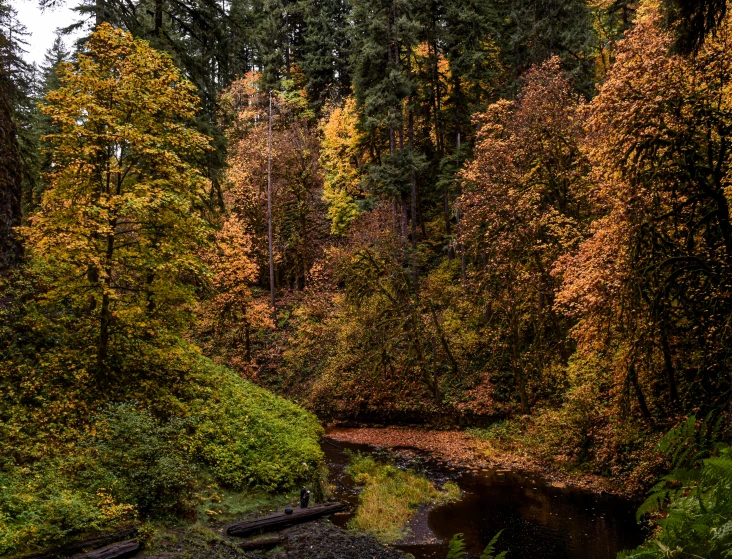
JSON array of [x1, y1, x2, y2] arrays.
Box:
[[345, 454, 460, 543]]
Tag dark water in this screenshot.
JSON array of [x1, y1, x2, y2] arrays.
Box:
[[322, 436, 646, 559]]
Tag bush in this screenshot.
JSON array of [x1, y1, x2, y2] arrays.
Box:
[[619, 416, 732, 559], [80, 403, 197, 518], [0, 459, 136, 556], [0, 356, 325, 556], [186, 358, 325, 492]]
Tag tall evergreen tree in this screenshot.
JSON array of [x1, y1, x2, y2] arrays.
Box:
[[295, 0, 351, 108], [0, 1, 29, 270], [495, 0, 597, 95]]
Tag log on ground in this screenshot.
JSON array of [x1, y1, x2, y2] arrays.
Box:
[[72, 541, 140, 559], [226, 502, 348, 537], [22, 525, 139, 559]]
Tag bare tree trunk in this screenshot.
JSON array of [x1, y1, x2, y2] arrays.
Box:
[[408, 50, 418, 293], [154, 0, 163, 34], [267, 91, 277, 324], [456, 131, 466, 282]]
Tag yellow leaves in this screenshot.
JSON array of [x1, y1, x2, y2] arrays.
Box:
[[320, 96, 368, 234]]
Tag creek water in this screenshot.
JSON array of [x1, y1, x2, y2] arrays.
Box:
[[322, 435, 646, 559]]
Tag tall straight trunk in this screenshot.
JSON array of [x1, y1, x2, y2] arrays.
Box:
[[154, 0, 163, 34], [659, 318, 679, 407], [98, 224, 115, 373], [97, 171, 120, 373], [408, 110, 418, 292], [267, 91, 277, 324], [406, 47, 418, 291], [284, 11, 291, 77], [0, 87, 22, 270], [456, 131, 466, 282]]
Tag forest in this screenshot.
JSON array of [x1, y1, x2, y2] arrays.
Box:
[[0, 0, 731, 557]]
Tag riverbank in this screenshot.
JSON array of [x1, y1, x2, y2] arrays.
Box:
[[138, 519, 408, 559], [325, 426, 632, 498]]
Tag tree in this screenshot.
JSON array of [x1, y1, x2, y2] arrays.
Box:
[[296, 0, 352, 109], [494, 0, 598, 96], [199, 214, 273, 375], [225, 72, 329, 292], [320, 96, 370, 234], [460, 57, 590, 413], [661, 0, 727, 54], [21, 24, 212, 377], [0, 0, 30, 270], [557, 2, 732, 421]]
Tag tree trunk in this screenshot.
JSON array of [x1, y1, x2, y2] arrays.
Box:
[[227, 502, 347, 537], [408, 57, 418, 293], [154, 0, 163, 34], [659, 318, 679, 407], [267, 91, 277, 324], [629, 362, 653, 423], [0, 85, 22, 271]]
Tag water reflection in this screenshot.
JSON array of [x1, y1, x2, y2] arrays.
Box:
[[322, 436, 645, 559], [428, 469, 644, 558]]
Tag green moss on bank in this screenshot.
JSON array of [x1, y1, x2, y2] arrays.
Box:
[[345, 454, 460, 543]]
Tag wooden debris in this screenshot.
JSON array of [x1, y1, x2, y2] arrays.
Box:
[[226, 502, 348, 537], [238, 537, 284, 551], [22, 525, 139, 559], [72, 540, 140, 559]]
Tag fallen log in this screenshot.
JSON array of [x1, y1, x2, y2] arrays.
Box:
[[227, 502, 348, 537], [21, 525, 139, 559], [237, 537, 284, 551], [72, 541, 139, 559]]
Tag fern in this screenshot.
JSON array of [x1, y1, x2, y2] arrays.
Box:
[[480, 530, 507, 559], [636, 413, 725, 519], [619, 413, 732, 559], [446, 533, 467, 559], [445, 531, 508, 559]]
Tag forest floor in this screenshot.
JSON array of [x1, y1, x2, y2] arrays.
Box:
[[140, 518, 407, 559], [325, 426, 625, 497]]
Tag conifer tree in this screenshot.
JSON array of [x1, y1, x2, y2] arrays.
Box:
[[0, 0, 29, 269], [296, 0, 351, 108]]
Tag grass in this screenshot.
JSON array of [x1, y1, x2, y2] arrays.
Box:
[[345, 453, 461, 543]]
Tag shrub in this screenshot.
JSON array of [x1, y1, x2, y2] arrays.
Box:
[[80, 403, 197, 518], [0, 461, 135, 556], [187, 359, 325, 492], [619, 415, 732, 559]]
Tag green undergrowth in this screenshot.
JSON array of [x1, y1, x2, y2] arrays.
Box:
[[0, 355, 324, 557], [468, 406, 662, 494], [346, 453, 460, 543]]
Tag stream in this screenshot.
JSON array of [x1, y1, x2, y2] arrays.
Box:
[[322, 434, 646, 559]]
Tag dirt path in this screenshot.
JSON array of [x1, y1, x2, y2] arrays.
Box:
[[325, 427, 625, 496]]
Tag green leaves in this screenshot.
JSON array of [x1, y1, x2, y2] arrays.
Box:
[[445, 531, 507, 559]]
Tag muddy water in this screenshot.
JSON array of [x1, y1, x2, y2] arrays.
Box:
[[322, 436, 646, 559]]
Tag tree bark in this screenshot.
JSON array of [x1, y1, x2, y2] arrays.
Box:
[[267, 91, 277, 324], [227, 502, 347, 537], [0, 83, 22, 271]]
